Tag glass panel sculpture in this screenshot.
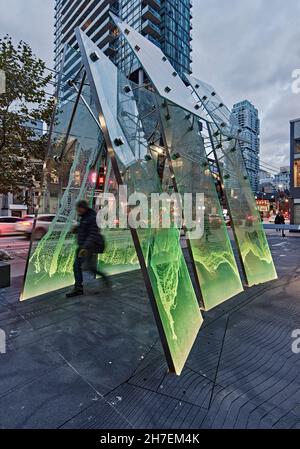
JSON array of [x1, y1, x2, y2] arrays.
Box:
[[21, 59, 105, 300], [113, 17, 244, 309], [186, 75, 277, 286], [76, 29, 203, 374]]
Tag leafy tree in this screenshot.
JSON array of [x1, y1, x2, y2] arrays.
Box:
[[0, 35, 54, 202]]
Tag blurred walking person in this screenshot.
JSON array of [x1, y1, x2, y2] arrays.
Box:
[[275, 212, 281, 233], [66, 200, 109, 298]]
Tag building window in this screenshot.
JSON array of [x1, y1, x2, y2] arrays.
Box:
[[294, 205, 300, 224], [294, 121, 300, 139], [294, 161, 300, 187], [295, 138, 300, 153]]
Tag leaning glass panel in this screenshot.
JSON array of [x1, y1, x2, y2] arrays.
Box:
[[157, 98, 243, 310], [21, 69, 104, 300], [186, 75, 277, 287], [215, 134, 277, 286], [116, 73, 203, 374]]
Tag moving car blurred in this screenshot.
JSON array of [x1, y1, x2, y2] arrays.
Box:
[[0, 216, 23, 236], [16, 214, 56, 239]]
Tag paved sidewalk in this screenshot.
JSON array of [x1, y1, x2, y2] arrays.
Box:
[[0, 234, 300, 429]]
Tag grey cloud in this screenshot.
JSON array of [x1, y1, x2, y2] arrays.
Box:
[[193, 0, 300, 168], [0, 0, 54, 68]]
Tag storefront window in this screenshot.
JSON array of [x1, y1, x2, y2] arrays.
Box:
[[294, 161, 300, 187], [294, 205, 300, 225]]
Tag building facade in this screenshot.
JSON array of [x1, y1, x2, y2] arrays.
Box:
[[274, 166, 290, 192], [290, 118, 300, 224], [259, 169, 275, 195], [230, 100, 260, 193], [54, 0, 193, 84]]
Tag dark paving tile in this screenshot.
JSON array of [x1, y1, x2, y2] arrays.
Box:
[[104, 384, 208, 429], [0, 364, 98, 429], [61, 398, 133, 429], [200, 385, 286, 429], [186, 335, 223, 380], [144, 366, 215, 409], [65, 332, 154, 393], [0, 343, 61, 397]]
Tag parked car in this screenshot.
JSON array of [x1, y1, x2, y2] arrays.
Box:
[[0, 216, 23, 236], [16, 214, 56, 239]]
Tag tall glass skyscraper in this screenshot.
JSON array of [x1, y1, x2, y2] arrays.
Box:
[[230, 100, 260, 193], [54, 0, 193, 82]]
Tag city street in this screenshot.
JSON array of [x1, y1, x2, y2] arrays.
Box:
[[0, 236, 29, 278]]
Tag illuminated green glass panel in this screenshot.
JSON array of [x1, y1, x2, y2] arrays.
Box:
[[216, 136, 277, 286], [115, 74, 203, 374], [158, 100, 243, 310], [21, 68, 104, 300], [97, 163, 140, 276], [186, 76, 277, 287]]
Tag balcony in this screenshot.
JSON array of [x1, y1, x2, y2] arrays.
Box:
[[142, 0, 161, 12], [92, 17, 116, 43], [142, 5, 161, 25], [142, 19, 161, 40], [102, 41, 118, 57], [143, 34, 161, 48], [98, 29, 117, 47]]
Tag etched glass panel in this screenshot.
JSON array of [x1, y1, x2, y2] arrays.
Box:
[[157, 99, 243, 310], [21, 67, 104, 300], [115, 73, 203, 374]]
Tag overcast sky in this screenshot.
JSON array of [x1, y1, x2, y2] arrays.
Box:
[[0, 0, 299, 170]]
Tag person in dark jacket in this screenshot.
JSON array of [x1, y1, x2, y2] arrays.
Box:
[[66, 200, 109, 298], [275, 212, 281, 232], [279, 211, 286, 238]]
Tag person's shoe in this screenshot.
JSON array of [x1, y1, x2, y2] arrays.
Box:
[[65, 287, 84, 298]]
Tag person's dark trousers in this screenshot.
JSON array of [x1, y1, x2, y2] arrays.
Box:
[[73, 249, 107, 289], [74, 249, 84, 289]]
